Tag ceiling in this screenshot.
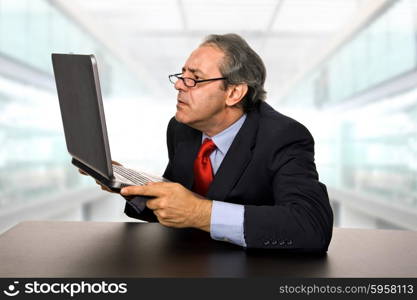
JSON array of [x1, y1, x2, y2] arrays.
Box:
[[57, 0, 374, 103]]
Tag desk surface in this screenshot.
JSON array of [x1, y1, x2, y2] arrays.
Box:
[[0, 221, 416, 277]]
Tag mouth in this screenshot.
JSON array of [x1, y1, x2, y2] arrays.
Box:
[[177, 98, 188, 106]]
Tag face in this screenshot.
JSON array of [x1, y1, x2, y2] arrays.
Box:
[[174, 45, 229, 131]]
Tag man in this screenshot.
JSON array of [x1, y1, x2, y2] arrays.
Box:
[[116, 34, 333, 251]]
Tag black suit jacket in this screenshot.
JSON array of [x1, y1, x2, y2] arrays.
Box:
[[125, 102, 333, 251]]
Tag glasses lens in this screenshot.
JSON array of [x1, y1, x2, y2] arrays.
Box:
[[169, 75, 178, 84], [169, 74, 196, 87], [183, 78, 196, 87]]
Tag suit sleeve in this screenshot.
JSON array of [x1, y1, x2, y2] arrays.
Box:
[[243, 124, 333, 252], [162, 117, 177, 180]]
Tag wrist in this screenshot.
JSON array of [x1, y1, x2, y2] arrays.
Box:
[[195, 199, 212, 232]]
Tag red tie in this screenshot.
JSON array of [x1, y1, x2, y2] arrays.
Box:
[[193, 138, 216, 196]]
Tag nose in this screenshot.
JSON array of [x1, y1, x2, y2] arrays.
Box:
[[174, 78, 187, 91]]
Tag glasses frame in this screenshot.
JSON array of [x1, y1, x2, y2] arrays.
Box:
[[168, 73, 226, 88]]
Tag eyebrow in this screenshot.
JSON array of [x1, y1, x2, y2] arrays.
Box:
[[181, 67, 206, 77]]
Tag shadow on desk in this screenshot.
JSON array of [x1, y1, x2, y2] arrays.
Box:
[[0, 221, 415, 277], [118, 222, 328, 277]]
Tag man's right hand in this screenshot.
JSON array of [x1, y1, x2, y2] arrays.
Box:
[[78, 160, 122, 193]]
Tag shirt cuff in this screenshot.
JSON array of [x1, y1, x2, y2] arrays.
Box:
[[210, 200, 246, 247]]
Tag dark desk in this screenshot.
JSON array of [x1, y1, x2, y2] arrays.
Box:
[[0, 221, 416, 277]]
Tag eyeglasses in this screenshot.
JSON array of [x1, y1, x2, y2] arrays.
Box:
[[168, 73, 226, 88]]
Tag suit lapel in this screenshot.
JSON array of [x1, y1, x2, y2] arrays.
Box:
[[207, 108, 260, 201]]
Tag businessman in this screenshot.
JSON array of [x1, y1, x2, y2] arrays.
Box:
[[118, 34, 333, 251]]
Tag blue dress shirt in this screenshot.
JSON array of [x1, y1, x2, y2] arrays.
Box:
[[202, 114, 247, 247]]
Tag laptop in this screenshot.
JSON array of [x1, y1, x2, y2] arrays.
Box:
[[51, 53, 167, 193]]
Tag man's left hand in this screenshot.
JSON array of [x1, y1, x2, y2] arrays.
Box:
[[121, 182, 212, 232]]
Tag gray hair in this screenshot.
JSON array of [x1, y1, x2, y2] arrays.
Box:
[[200, 33, 267, 112]]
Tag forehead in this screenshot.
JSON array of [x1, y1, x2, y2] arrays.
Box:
[[182, 45, 224, 76]]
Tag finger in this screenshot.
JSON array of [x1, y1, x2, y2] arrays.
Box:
[[102, 186, 113, 193], [78, 169, 87, 175], [101, 186, 113, 193], [153, 210, 170, 221], [95, 180, 114, 193], [146, 198, 161, 210], [155, 216, 180, 228], [112, 160, 122, 166], [156, 218, 171, 228], [95, 180, 105, 187], [120, 184, 166, 197]]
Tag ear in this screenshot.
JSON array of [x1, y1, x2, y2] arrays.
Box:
[[225, 83, 248, 107]]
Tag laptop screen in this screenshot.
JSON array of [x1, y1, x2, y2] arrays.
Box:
[[52, 53, 113, 180]]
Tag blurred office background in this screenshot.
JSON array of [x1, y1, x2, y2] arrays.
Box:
[[1, 0, 416, 233]]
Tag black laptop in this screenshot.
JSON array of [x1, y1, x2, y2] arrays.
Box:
[[51, 53, 167, 192]]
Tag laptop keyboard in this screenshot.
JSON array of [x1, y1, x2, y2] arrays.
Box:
[[113, 165, 156, 185]]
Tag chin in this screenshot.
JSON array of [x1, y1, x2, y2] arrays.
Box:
[[175, 111, 188, 124]]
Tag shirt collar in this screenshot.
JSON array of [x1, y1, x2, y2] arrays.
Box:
[[202, 114, 247, 155]]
